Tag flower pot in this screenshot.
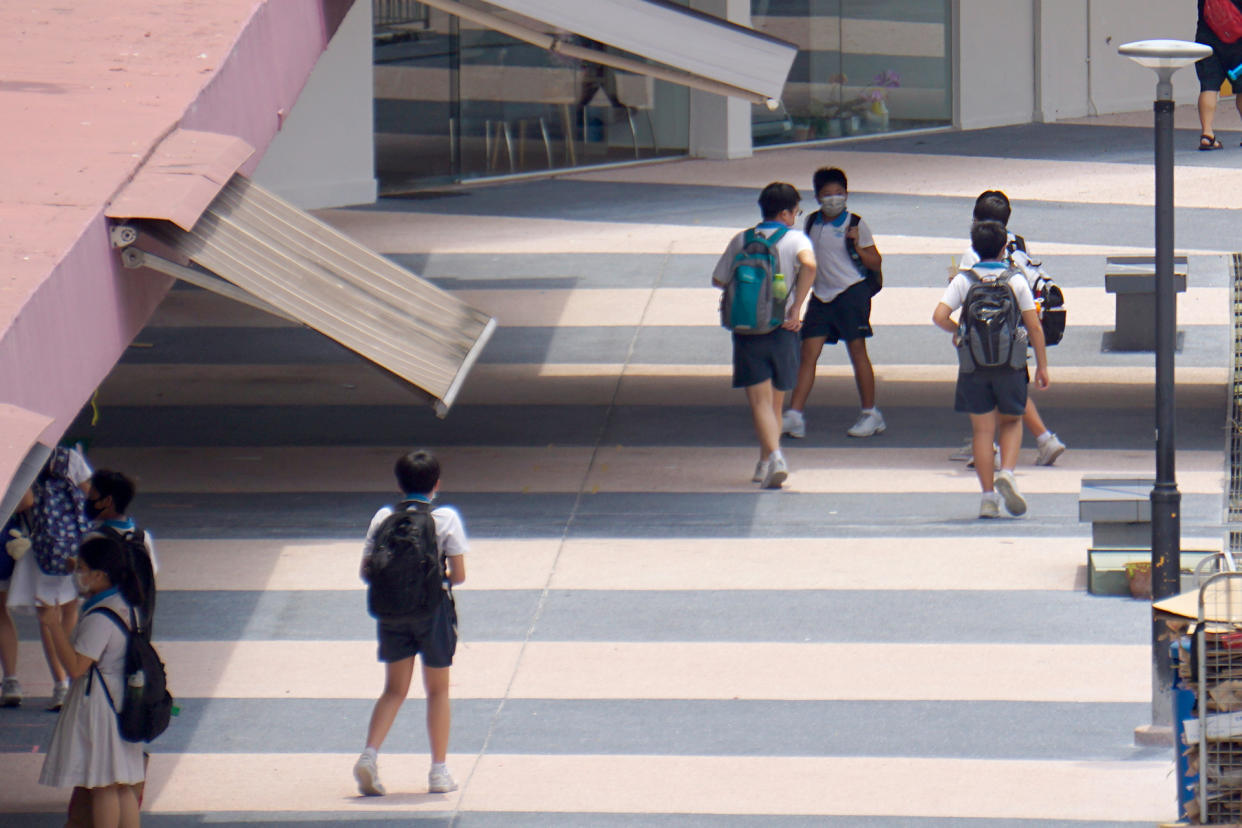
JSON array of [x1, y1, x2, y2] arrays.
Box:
[[1125, 562, 1152, 600]]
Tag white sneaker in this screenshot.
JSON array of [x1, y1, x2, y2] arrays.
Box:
[[781, 409, 805, 439], [950, 438, 974, 462], [428, 765, 458, 793], [752, 459, 769, 483], [979, 494, 1000, 519], [1035, 433, 1066, 466], [966, 443, 1001, 470], [1, 677, 22, 707], [354, 752, 386, 796], [46, 682, 68, 712], [994, 469, 1027, 516], [847, 409, 886, 438], [761, 455, 788, 489]]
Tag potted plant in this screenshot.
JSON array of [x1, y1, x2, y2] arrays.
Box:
[[1125, 560, 1152, 600], [848, 70, 901, 132]]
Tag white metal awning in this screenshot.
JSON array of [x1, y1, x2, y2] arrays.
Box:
[[110, 165, 495, 418], [418, 0, 796, 104]]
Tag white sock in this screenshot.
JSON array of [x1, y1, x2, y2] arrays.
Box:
[[363, 746, 378, 760], [1036, 431, 1053, 446], [770, 449, 784, 462], [431, 761, 448, 773], [861, 407, 877, 414]]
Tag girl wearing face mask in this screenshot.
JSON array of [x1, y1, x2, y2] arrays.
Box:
[[37, 535, 146, 827]]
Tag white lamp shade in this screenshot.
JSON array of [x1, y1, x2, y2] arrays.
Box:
[[1119, 39, 1212, 70]]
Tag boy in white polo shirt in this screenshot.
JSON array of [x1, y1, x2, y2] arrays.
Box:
[[934, 220, 1050, 518], [712, 182, 816, 488]]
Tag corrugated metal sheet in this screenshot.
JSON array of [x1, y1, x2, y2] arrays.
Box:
[[137, 174, 495, 416]]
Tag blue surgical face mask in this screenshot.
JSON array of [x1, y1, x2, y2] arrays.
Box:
[[819, 195, 847, 217]]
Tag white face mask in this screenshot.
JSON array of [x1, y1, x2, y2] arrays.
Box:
[[74, 569, 94, 596], [819, 195, 847, 217]]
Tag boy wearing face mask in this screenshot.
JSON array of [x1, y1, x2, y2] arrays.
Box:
[[782, 167, 885, 440]]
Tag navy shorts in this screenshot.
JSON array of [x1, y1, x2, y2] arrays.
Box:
[[801, 281, 873, 344], [1196, 22, 1242, 91], [376, 593, 458, 667], [732, 327, 799, 390], [954, 368, 1029, 416]]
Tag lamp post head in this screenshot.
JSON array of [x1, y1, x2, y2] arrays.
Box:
[[1120, 39, 1213, 100]]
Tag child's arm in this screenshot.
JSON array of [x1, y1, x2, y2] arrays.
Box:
[[1022, 307, 1050, 389], [446, 554, 466, 586], [36, 604, 94, 679]]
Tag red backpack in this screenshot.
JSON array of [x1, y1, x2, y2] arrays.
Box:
[[1205, 0, 1242, 43]]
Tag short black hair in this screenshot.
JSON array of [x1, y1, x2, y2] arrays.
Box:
[[812, 167, 848, 194], [395, 450, 440, 495], [757, 182, 800, 220], [971, 220, 1009, 261], [973, 190, 1011, 225], [91, 469, 135, 514]]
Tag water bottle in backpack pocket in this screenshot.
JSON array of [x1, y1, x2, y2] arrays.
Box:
[[956, 269, 1028, 372], [720, 226, 787, 335]]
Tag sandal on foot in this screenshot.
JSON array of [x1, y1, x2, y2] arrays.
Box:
[[1200, 134, 1223, 150]]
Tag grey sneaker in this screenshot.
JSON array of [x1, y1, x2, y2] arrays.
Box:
[[761, 455, 788, 489], [353, 752, 386, 796], [781, 409, 805, 439], [428, 765, 458, 794], [45, 682, 68, 712], [966, 443, 1000, 470], [994, 469, 1027, 516], [752, 459, 769, 483], [979, 494, 1000, 519], [1035, 433, 1066, 466], [950, 438, 974, 462], [1, 677, 22, 707], [846, 409, 886, 438]]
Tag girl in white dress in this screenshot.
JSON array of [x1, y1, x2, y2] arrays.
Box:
[[38, 534, 145, 827]]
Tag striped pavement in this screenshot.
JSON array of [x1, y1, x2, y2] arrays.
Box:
[[2, 116, 1237, 825]]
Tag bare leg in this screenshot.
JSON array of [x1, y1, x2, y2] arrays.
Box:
[[769, 387, 785, 438], [1200, 90, 1220, 138], [118, 783, 140, 828], [744, 381, 781, 460], [969, 412, 998, 492], [845, 338, 876, 409], [39, 622, 65, 685], [1022, 397, 1047, 441], [66, 787, 92, 827], [90, 784, 119, 828], [0, 593, 17, 679], [423, 665, 452, 764], [997, 413, 1024, 470], [365, 657, 415, 751], [789, 337, 826, 412]]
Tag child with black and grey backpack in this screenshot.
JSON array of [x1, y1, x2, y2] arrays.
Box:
[[353, 449, 468, 797]]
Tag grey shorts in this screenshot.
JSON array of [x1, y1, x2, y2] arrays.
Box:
[[731, 327, 799, 390], [376, 594, 457, 667], [954, 368, 1029, 416]]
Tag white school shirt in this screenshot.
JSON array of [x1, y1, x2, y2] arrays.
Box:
[[712, 223, 814, 314], [958, 231, 1043, 288], [807, 210, 875, 302], [939, 261, 1037, 313]]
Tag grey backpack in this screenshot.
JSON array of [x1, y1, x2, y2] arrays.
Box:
[[956, 269, 1028, 372]]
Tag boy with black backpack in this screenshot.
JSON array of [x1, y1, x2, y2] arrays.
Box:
[[86, 470, 159, 634], [934, 220, 1050, 518], [354, 450, 468, 796], [712, 182, 816, 489]]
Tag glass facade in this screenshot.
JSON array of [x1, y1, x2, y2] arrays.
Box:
[[373, 1, 688, 191], [752, 0, 953, 144], [372, 1, 955, 189]]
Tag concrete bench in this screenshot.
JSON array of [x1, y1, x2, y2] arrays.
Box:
[[1103, 255, 1187, 351]]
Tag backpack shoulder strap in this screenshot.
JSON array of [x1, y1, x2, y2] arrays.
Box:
[[803, 210, 820, 234], [88, 605, 131, 634], [766, 225, 788, 246], [849, 213, 861, 230]]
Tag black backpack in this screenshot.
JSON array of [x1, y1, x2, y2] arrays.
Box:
[[806, 211, 882, 295], [363, 500, 445, 620], [1006, 234, 1065, 346], [95, 526, 157, 637], [956, 268, 1028, 372], [87, 606, 173, 743]]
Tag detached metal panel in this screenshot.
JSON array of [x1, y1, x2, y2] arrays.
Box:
[[480, 0, 796, 99], [139, 174, 494, 416]]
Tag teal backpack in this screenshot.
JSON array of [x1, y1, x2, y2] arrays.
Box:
[[720, 226, 788, 334]]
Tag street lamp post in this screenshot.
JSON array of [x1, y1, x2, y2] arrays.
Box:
[[1118, 39, 1211, 737]]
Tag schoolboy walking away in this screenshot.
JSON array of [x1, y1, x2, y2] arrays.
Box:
[[957, 190, 1066, 466], [712, 182, 816, 489], [354, 450, 467, 796], [934, 220, 1050, 518], [783, 167, 885, 440]]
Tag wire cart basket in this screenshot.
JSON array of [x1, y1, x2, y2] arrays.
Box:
[[1186, 571, 1242, 822]]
